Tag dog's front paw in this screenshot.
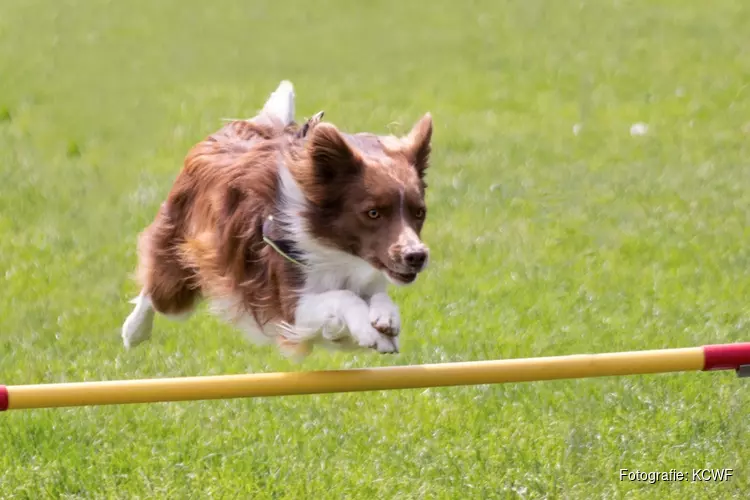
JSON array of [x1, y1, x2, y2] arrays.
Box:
[[369, 303, 401, 338], [369, 293, 401, 338], [349, 317, 399, 354]]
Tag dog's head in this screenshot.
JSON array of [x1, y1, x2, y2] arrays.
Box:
[[294, 114, 433, 285]]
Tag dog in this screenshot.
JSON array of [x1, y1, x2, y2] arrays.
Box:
[[121, 80, 433, 359]]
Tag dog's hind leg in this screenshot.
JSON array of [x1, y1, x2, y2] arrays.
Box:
[[122, 288, 195, 349], [122, 291, 155, 349], [260, 80, 295, 126], [122, 205, 200, 349]]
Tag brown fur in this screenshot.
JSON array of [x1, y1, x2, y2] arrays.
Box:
[[136, 118, 304, 328]]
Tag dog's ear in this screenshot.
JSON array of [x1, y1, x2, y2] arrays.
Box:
[[307, 123, 362, 182], [403, 113, 433, 178]]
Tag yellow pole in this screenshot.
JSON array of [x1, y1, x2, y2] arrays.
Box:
[[2, 346, 714, 411]]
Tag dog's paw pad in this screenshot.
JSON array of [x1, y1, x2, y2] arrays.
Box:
[[369, 308, 401, 338], [351, 315, 400, 354], [371, 319, 399, 337]]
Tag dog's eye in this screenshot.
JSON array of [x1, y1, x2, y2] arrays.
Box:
[[415, 208, 426, 219], [367, 209, 380, 219]]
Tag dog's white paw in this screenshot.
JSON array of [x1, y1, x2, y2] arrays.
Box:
[[122, 294, 155, 349], [369, 293, 401, 338], [369, 303, 401, 338], [349, 316, 399, 354], [319, 317, 348, 342]]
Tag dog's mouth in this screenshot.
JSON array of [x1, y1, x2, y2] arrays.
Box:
[[372, 262, 418, 285], [386, 269, 418, 285]]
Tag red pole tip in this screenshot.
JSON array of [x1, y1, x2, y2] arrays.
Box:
[[0, 385, 7, 411], [703, 343, 750, 371]]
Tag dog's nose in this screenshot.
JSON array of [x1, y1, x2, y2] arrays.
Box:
[[404, 248, 428, 270]]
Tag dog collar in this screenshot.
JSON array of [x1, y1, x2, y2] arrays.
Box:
[[262, 216, 307, 268], [261, 115, 323, 269]]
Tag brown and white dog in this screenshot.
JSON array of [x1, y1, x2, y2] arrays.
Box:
[[121, 81, 433, 359]]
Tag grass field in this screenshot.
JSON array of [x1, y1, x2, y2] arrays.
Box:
[[2, 0, 750, 497]]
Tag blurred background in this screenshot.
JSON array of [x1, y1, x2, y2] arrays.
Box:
[[2, 0, 749, 497]]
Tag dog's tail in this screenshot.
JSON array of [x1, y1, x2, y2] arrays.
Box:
[[260, 80, 295, 127]]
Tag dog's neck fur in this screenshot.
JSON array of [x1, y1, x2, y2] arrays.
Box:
[[276, 163, 387, 298]]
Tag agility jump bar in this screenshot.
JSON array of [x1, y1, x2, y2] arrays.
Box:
[[2, 343, 749, 411]]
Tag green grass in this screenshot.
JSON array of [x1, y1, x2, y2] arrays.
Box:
[[2, 0, 750, 497]]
